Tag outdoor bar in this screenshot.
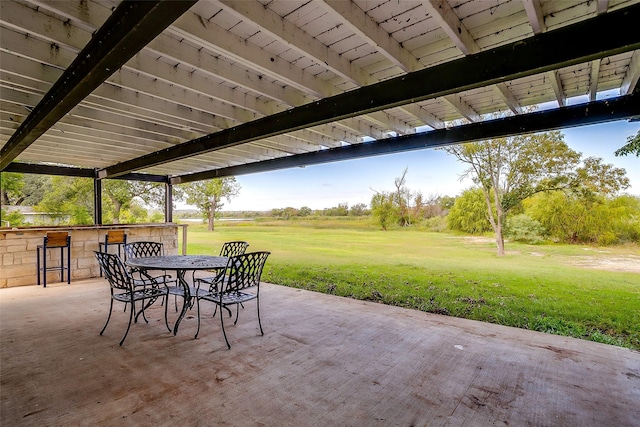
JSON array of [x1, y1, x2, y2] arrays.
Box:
[[0, 224, 179, 288]]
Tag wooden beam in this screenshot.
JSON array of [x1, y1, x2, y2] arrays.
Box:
[[443, 95, 481, 122], [621, 51, 640, 95], [321, 0, 423, 73], [597, 0, 609, 15], [548, 70, 566, 107], [103, 4, 640, 178], [0, 0, 197, 171], [423, 0, 479, 55], [218, 0, 372, 87], [523, 0, 545, 34], [589, 60, 601, 101], [495, 83, 523, 114]]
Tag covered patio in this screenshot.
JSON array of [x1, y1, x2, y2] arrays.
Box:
[[1, 279, 638, 426], [2, 2, 640, 425]]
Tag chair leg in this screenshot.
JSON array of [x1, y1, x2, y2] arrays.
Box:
[[233, 303, 240, 325], [135, 294, 160, 323], [43, 246, 47, 288], [36, 247, 41, 286], [164, 296, 172, 333], [119, 301, 136, 346], [100, 298, 114, 336], [135, 301, 148, 324], [219, 303, 231, 349], [194, 298, 202, 339], [59, 247, 64, 283], [66, 244, 71, 284], [256, 296, 264, 336]]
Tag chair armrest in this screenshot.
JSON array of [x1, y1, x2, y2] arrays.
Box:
[[195, 274, 223, 294]]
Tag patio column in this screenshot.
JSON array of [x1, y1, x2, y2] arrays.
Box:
[[94, 173, 103, 225], [165, 182, 173, 223]]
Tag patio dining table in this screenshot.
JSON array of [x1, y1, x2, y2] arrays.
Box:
[[126, 255, 228, 335]]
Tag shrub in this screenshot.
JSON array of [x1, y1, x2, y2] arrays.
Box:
[[1, 209, 25, 227], [505, 214, 545, 244], [447, 188, 492, 234], [418, 216, 448, 232], [597, 231, 618, 246]]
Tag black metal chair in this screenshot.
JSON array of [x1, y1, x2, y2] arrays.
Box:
[[94, 251, 169, 346], [36, 231, 71, 287], [194, 241, 250, 316], [124, 241, 175, 308], [124, 241, 165, 259], [220, 241, 250, 257], [194, 251, 270, 349], [194, 241, 249, 291]]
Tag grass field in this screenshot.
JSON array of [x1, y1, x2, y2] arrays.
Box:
[[178, 218, 640, 350]]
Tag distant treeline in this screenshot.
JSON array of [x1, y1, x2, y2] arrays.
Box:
[[175, 202, 371, 219]]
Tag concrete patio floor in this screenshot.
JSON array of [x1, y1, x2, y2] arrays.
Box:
[[1, 279, 639, 426]]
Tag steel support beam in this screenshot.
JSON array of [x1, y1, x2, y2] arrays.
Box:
[[165, 183, 173, 224], [4, 163, 169, 183], [0, 0, 197, 170], [171, 93, 640, 184], [94, 176, 103, 226], [104, 4, 640, 178]]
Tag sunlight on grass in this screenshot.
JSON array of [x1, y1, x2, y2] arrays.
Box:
[[178, 219, 640, 350]]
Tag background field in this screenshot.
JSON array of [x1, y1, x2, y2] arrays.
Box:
[[178, 218, 640, 350]]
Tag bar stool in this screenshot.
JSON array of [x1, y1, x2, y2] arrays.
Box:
[[98, 230, 127, 277], [36, 231, 71, 287]]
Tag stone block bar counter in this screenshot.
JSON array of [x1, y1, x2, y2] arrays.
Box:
[[0, 224, 179, 288]]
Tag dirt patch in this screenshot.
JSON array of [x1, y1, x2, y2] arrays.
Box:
[[569, 255, 640, 273], [453, 236, 639, 273], [456, 236, 495, 244]]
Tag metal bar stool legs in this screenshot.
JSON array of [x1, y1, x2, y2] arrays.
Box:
[[99, 230, 127, 277], [36, 232, 71, 287]]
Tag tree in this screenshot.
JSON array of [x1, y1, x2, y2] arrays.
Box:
[[370, 168, 413, 229], [36, 176, 94, 224], [282, 207, 298, 219], [524, 158, 631, 244], [298, 206, 312, 217], [614, 130, 640, 157], [413, 193, 451, 219], [349, 203, 369, 216], [181, 177, 240, 231], [445, 131, 581, 256], [1, 172, 24, 205], [370, 191, 396, 230], [393, 167, 411, 226], [102, 180, 165, 224], [1, 173, 52, 207], [325, 203, 349, 216], [299, 206, 312, 217], [19, 175, 50, 206], [447, 188, 493, 234]]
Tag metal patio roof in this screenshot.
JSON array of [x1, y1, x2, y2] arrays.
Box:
[[1, 0, 639, 184]]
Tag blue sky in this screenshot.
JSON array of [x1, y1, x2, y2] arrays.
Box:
[[217, 119, 639, 212]]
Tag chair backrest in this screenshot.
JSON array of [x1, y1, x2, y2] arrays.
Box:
[[105, 230, 126, 244], [124, 241, 164, 259], [219, 241, 249, 257], [221, 251, 270, 293], [45, 231, 70, 248], [95, 251, 132, 291]]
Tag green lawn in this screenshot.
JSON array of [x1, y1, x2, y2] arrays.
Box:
[[178, 218, 640, 350]]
